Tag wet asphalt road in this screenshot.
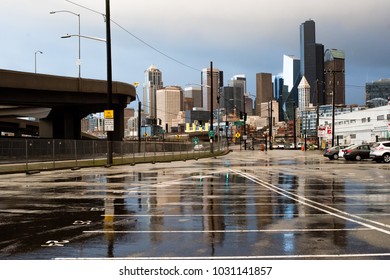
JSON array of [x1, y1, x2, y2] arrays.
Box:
[[0, 149, 389, 260]]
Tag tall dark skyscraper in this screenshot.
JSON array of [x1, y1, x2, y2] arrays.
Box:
[[324, 49, 345, 105], [300, 19, 325, 106]]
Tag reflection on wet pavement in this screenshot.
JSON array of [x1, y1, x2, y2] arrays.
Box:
[[0, 150, 389, 259]]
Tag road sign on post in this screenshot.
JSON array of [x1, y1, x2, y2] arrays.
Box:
[[192, 137, 199, 145], [208, 130, 215, 138], [104, 110, 114, 131]]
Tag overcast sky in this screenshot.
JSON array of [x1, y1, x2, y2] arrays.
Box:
[[1, 0, 390, 106]]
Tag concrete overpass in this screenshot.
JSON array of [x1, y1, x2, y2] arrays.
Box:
[[0, 69, 136, 140]]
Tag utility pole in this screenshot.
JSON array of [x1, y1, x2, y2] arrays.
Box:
[[293, 102, 297, 149], [105, 0, 113, 166], [315, 79, 320, 149], [243, 93, 247, 150], [269, 100, 273, 150]]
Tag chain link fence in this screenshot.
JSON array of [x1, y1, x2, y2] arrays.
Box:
[[0, 138, 228, 173]]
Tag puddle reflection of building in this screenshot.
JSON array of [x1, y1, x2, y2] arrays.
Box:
[[202, 181, 225, 256], [102, 177, 129, 258], [147, 180, 181, 244], [298, 176, 348, 248], [104, 197, 115, 257]]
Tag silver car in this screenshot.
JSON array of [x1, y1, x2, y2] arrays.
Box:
[[370, 141, 390, 163]]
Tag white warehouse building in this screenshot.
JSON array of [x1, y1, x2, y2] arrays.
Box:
[[319, 104, 390, 145]]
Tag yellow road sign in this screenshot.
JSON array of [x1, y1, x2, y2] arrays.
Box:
[[235, 132, 241, 138], [104, 110, 114, 119]]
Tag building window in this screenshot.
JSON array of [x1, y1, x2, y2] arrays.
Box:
[[377, 115, 384, 120], [362, 118, 366, 123], [350, 134, 356, 139], [387, 114, 390, 120], [367, 117, 371, 122]]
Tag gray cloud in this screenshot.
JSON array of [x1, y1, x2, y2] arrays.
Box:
[[1, 0, 390, 105]]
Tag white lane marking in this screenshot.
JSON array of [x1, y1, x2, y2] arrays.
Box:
[[41, 240, 69, 247], [104, 213, 390, 217], [57, 252, 390, 260], [84, 228, 370, 234], [230, 169, 390, 235]]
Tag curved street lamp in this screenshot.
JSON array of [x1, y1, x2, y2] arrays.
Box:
[[50, 10, 81, 78], [61, 34, 106, 42], [34, 50, 43, 73]]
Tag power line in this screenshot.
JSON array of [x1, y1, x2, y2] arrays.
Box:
[[65, 0, 201, 72]]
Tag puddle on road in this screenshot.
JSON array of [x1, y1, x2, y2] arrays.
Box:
[[1, 166, 389, 259]]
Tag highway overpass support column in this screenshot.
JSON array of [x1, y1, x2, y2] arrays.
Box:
[[113, 104, 125, 141], [40, 108, 82, 139], [40, 106, 125, 140]]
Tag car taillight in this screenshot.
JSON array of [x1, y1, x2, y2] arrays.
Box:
[[345, 149, 352, 153]]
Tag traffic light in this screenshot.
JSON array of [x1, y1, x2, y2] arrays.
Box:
[[240, 112, 247, 121]]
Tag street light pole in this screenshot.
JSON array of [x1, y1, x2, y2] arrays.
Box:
[[210, 61, 214, 153], [50, 10, 81, 78], [133, 82, 142, 153], [34, 50, 43, 73], [106, 0, 113, 166]]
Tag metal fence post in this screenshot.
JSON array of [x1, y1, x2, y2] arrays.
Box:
[[92, 140, 95, 165], [25, 139, 28, 172], [52, 139, 55, 169], [74, 140, 78, 167]]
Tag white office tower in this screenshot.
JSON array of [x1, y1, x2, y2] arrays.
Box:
[[143, 64, 163, 119], [298, 76, 311, 110]]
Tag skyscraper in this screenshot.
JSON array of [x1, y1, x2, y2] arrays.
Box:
[[324, 49, 345, 105], [300, 20, 324, 105], [222, 86, 243, 118], [228, 74, 247, 114], [201, 67, 220, 111], [156, 86, 183, 132], [143, 64, 163, 120], [283, 55, 300, 92], [283, 55, 301, 120], [298, 76, 311, 110], [255, 73, 273, 116], [365, 79, 390, 108], [184, 86, 202, 108]]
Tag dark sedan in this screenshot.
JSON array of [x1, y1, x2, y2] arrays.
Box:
[[323, 145, 348, 160], [343, 144, 372, 161]]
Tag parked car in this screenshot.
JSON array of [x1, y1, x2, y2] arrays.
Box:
[[370, 141, 390, 163], [343, 144, 372, 161], [338, 144, 356, 158], [273, 143, 285, 149], [323, 145, 348, 160], [193, 144, 205, 151]]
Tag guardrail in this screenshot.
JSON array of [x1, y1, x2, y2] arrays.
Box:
[[0, 138, 228, 173]]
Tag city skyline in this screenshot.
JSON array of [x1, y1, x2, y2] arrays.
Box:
[[1, 0, 390, 107]]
